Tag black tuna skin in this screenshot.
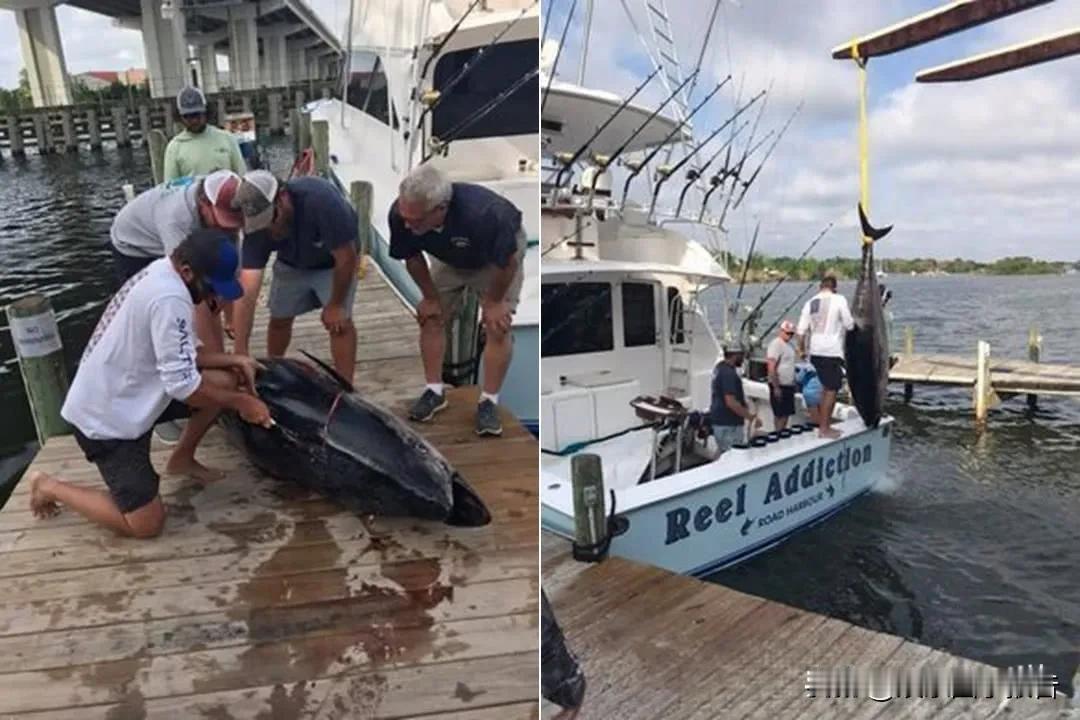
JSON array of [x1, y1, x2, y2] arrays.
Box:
[[220, 358, 491, 526], [844, 210, 890, 428]]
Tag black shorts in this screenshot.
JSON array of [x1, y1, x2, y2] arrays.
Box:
[[770, 385, 796, 418], [71, 401, 191, 514], [811, 355, 845, 391], [111, 244, 156, 290]]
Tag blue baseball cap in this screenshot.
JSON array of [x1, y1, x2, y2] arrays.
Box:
[[182, 229, 243, 301]]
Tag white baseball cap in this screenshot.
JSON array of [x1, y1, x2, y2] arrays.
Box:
[[235, 170, 280, 233], [176, 86, 207, 116], [200, 170, 243, 230]]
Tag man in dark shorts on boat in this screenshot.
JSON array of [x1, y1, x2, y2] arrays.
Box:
[[27, 230, 272, 539], [710, 346, 757, 456], [796, 273, 854, 438], [766, 320, 798, 430], [388, 163, 526, 437]]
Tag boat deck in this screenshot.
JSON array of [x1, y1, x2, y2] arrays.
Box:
[[0, 267, 538, 719], [542, 532, 1072, 719]]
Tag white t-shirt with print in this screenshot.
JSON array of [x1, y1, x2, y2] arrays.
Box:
[[62, 258, 203, 440], [797, 290, 854, 359]]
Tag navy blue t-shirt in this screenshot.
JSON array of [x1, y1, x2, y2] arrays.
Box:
[[242, 176, 358, 270], [710, 362, 746, 427], [388, 182, 522, 269]]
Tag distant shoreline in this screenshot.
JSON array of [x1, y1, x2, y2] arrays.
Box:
[[721, 254, 1076, 283]]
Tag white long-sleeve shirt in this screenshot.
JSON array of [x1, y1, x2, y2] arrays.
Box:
[[797, 290, 854, 359], [62, 259, 203, 440]]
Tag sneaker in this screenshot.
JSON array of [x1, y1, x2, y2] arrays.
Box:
[[409, 389, 448, 422], [475, 399, 502, 437], [154, 420, 183, 445]]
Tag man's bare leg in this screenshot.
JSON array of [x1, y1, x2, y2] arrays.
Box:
[[420, 315, 446, 385], [819, 390, 840, 438], [775, 414, 789, 431], [329, 320, 357, 385], [165, 369, 237, 482], [28, 471, 166, 539], [481, 326, 512, 395], [267, 317, 294, 357]]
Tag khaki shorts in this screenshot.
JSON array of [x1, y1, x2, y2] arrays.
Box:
[[429, 227, 526, 316]]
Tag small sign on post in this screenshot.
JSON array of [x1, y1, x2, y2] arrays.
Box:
[[5, 295, 70, 445]]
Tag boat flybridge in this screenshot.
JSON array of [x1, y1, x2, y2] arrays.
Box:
[[307, 0, 540, 430], [539, 77, 893, 577]]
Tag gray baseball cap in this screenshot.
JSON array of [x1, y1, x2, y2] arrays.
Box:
[[177, 86, 207, 116], [234, 170, 280, 233]]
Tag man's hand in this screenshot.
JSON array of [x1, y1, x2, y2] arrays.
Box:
[[230, 356, 264, 396], [417, 297, 442, 326], [321, 303, 349, 335], [481, 298, 513, 336], [235, 394, 273, 428]]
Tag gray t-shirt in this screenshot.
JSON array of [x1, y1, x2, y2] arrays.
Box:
[[766, 337, 796, 386], [110, 179, 201, 259]]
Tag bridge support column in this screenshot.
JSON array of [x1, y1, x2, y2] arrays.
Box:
[[288, 42, 309, 82], [262, 32, 290, 88], [14, 3, 71, 107], [227, 4, 259, 91], [196, 44, 219, 94], [141, 0, 189, 99]]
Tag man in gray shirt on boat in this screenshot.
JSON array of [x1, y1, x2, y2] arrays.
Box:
[[710, 346, 757, 456], [766, 320, 797, 430]]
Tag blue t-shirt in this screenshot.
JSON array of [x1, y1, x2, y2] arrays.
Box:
[[388, 182, 522, 269], [710, 362, 746, 427], [241, 176, 358, 270]]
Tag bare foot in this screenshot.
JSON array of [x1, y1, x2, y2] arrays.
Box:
[[818, 428, 842, 439], [27, 471, 61, 519], [165, 457, 225, 483]]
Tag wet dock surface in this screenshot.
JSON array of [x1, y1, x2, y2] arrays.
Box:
[[0, 268, 538, 719], [541, 532, 1074, 720]]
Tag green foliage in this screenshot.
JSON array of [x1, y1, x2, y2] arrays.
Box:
[[722, 253, 1070, 281]]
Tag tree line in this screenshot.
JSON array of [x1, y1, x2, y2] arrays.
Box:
[[719, 252, 1076, 282]]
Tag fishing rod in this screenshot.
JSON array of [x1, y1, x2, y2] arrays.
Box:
[[619, 76, 728, 205], [541, 0, 578, 111], [759, 278, 817, 343], [711, 82, 772, 226], [734, 221, 760, 308], [684, 0, 724, 107], [541, 217, 595, 257], [747, 220, 837, 339], [432, 67, 541, 154], [673, 119, 746, 217], [713, 128, 775, 231], [415, 1, 537, 134], [540, 0, 557, 46], [418, 0, 485, 86], [647, 89, 763, 220], [732, 100, 803, 211], [597, 70, 698, 176], [552, 67, 659, 190]]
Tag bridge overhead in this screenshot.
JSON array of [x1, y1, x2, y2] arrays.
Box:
[[0, 0, 344, 106]]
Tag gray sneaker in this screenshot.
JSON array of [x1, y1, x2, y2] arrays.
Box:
[[154, 420, 183, 445], [475, 399, 502, 437], [409, 389, 448, 422]]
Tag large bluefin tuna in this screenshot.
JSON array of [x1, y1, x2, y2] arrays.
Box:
[[220, 354, 491, 526], [844, 204, 892, 428]]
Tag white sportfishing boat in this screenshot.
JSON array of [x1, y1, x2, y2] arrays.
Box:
[[306, 0, 540, 431], [539, 1, 892, 576]]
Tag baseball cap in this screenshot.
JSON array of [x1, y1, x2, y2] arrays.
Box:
[[780, 320, 796, 334], [182, 229, 243, 301], [201, 170, 243, 230], [235, 170, 280, 234], [722, 344, 746, 356], [176, 86, 207, 116]]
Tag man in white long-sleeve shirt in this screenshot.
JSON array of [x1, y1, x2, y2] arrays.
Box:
[[27, 230, 273, 540], [796, 273, 854, 439]]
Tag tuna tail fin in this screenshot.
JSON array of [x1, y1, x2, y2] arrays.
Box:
[[858, 203, 892, 242], [447, 474, 492, 527], [300, 350, 356, 394]]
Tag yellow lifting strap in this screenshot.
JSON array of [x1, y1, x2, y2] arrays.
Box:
[[851, 39, 872, 246]]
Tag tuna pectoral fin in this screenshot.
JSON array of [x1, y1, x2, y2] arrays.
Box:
[[447, 474, 492, 527], [858, 203, 893, 241], [300, 350, 356, 394]]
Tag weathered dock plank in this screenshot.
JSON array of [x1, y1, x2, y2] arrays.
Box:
[[0, 266, 538, 719], [542, 533, 1071, 719], [891, 353, 1080, 396]]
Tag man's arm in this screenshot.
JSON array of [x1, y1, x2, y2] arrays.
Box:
[[405, 254, 440, 300], [162, 141, 180, 183], [724, 393, 755, 420], [766, 356, 780, 387], [228, 135, 246, 175], [839, 296, 855, 331], [328, 244, 359, 307], [232, 269, 264, 355], [485, 250, 519, 302]]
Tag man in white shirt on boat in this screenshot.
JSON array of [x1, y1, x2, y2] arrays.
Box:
[[796, 273, 854, 439], [766, 320, 798, 431], [710, 346, 757, 456], [388, 163, 526, 438], [28, 230, 272, 540]]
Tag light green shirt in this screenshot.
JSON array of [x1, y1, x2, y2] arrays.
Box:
[[162, 125, 246, 182]]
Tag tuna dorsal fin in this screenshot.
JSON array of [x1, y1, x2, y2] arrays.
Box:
[[858, 203, 893, 242], [299, 350, 355, 394]]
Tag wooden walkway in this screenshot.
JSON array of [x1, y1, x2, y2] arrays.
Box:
[[890, 354, 1080, 397], [542, 533, 1072, 720], [0, 267, 538, 719]]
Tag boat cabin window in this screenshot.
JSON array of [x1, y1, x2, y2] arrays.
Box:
[[347, 52, 399, 128], [432, 39, 538, 141], [541, 282, 613, 357], [667, 287, 685, 344], [623, 282, 657, 347]]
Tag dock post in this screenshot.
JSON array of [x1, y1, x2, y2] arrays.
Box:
[[903, 325, 914, 356], [321, 86, 331, 100], [137, 105, 150, 145], [311, 118, 329, 175], [111, 106, 130, 148], [268, 92, 283, 135], [7, 116, 24, 156], [161, 101, 175, 138], [5, 295, 70, 445], [147, 129, 168, 185], [242, 94, 253, 115], [974, 340, 992, 425], [1027, 325, 1041, 410], [571, 454, 607, 561], [60, 108, 76, 152], [122, 183, 135, 202], [289, 109, 301, 152], [298, 111, 312, 153], [350, 181, 373, 278], [33, 114, 50, 155], [295, 89, 305, 109], [216, 97, 227, 125], [86, 107, 102, 150]]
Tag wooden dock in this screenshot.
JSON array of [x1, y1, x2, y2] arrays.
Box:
[[542, 533, 1072, 719], [890, 354, 1080, 396], [0, 267, 538, 719]]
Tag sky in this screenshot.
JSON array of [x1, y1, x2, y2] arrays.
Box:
[[543, 0, 1080, 262]]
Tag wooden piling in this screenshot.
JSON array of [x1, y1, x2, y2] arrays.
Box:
[[161, 101, 176, 138], [1027, 325, 1041, 410], [5, 295, 70, 445], [60, 109, 76, 153], [298, 111, 312, 153], [268, 92, 283, 135], [903, 326, 914, 400], [147, 129, 168, 185], [86, 108, 102, 150], [571, 454, 606, 551], [311, 118, 329, 175], [111, 106, 130, 147], [215, 97, 227, 126], [974, 340, 992, 425], [289, 109, 301, 153], [137, 105, 151, 145], [295, 89, 305, 108], [242, 94, 253, 115], [321, 86, 331, 100], [7, 116, 24, 156], [33, 114, 50, 155], [349, 180, 373, 278]]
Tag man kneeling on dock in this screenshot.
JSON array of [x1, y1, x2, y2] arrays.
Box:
[[389, 164, 526, 437], [28, 230, 272, 539]]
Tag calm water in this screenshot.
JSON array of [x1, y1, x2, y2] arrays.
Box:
[[703, 274, 1080, 695]]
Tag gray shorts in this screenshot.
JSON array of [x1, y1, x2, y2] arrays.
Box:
[[713, 425, 743, 456], [430, 227, 527, 316], [268, 261, 358, 319]]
